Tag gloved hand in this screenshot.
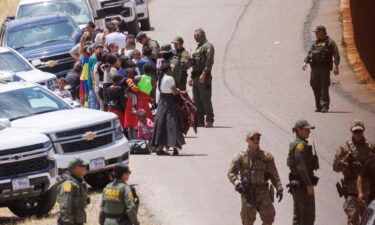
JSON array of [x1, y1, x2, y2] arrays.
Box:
[[276, 190, 283, 202], [235, 183, 245, 193], [286, 180, 300, 193]]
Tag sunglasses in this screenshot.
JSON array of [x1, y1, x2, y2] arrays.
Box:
[[353, 130, 363, 134], [250, 138, 260, 142]]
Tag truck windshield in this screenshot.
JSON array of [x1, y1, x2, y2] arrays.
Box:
[[0, 51, 33, 72], [0, 86, 71, 121], [7, 21, 77, 50], [17, 0, 92, 25]]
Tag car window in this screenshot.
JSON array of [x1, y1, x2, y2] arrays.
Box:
[[0, 86, 71, 121], [0, 51, 32, 72], [7, 21, 78, 50], [17, 0, 92, 25]]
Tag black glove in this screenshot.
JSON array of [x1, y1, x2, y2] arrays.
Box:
[[276, 190, 283, 202], [286, 180, 300, 193], [235, 183, 245, 193]]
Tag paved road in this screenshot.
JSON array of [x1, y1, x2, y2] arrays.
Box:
[[131, 0, 375, 224]]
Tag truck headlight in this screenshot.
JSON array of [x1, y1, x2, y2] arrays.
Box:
[[114, 118, 124, 140]]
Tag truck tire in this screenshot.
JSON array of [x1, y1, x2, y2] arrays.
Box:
[[8, 186, 57, 218], [127, 15, 140, 36], [85, 172, 111, 189], [140, 18, 151, 31]]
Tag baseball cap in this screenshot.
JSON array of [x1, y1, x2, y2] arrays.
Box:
[[247, 130, 261, 139], [293, 120, 315, 129], [67, 158, 88, 170], [159, 44, 173, 54], [171, 36, 184, 44], [351, 119, 365, 131], [313, 25, 326, 33], [136, 32, 146, 42]]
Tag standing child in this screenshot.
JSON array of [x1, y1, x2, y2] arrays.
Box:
[[80, 44, 91, 107], [107, 74, 126, 128], [136, 110, 154, 141], [54, 78, 72, 99]]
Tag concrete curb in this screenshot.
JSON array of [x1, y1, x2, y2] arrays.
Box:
[[340, 0, 375, 90]]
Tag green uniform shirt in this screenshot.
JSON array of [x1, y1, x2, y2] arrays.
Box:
[[164, 56, 181, 85], [192, 40, 214, 76], [144, 39, 160, 60], [57, 173, 88, 224], [288, 137, 316, 186], [304, 36, 340, 69], [99, 179, 139, 225], [173, 48, 192, 72]]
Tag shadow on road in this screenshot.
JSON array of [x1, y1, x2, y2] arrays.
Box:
[[211, 126, 232, 128], [0, 217, 25, 225], [325, 111, 353, 113], [170, 153, 208, 157]]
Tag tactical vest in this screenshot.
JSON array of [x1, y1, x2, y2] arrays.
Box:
[[103, 181, 126, 215], [239, 150, 270, 186], [310, 39, 332, 64]]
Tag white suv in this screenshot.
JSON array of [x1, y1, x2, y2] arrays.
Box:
[[0, 122, 57, 217], [0, 81, 130, 188], [0, 47, 57, 90]]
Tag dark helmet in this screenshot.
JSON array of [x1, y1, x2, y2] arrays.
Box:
[[114, 163, 131, 178]]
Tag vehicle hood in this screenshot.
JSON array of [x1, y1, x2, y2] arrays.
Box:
[[16, 39, 74, 60], [11, 109, 116, 134], [0, 128, 49, 150], [16, 69, 56, 84]]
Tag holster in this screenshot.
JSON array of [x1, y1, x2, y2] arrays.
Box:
[[311, 176, 319, 186]]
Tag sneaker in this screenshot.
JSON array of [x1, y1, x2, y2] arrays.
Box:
[[205, 121, 214, 128], [315, 108, 321, 112], [321, 108, 328, 113]]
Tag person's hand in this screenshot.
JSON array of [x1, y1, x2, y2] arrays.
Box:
[[276, 190, 283, 202], [199, 74, 206, 84], [358, 193, 365, 205], [235, 183, 245, 193], [333, 65, 339, 75], [302, 63, 308, 71], [188, 78, 193, 87], [307, 185, 314, 195]]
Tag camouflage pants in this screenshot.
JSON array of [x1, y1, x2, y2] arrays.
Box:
[[241, 188, 275, 225], [343, 195, 365, 225]]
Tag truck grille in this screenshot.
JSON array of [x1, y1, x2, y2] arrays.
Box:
[[56, 122, 112, 138], [35, 53, 75, 77], [101, 6, 131, 18], [61, 134, 113, 153], [100, 0, 125, 7], [0, 157, 50, 178], [0, 143, 44, 157]]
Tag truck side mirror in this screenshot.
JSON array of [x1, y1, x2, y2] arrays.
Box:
[[95, 9, 106, 20], [0, 118, 11, 127], [6, 16, 15, 21]]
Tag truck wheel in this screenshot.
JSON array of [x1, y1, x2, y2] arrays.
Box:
[[140, 18, 151, 31], [127, 15, 140, 36], [85, 172, 111, 189], [8, 186, 57, 218]]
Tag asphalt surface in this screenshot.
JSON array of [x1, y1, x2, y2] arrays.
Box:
[[131, 0, 375, 224]]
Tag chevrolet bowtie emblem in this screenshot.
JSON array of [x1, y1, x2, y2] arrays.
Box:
[[45, 60, 58, 68], [82, 132, 96, 141]]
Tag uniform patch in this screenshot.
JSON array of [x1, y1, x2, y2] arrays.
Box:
[[63, 183, 72, 192], [128, 192, 134, 201], [182, 52, 190, 57], [104, 189, 120, 200], [195, 49, 200, 53], [297, 143, 305, 152], [207, 48, 211, 53], [171, 63, 175, 69]]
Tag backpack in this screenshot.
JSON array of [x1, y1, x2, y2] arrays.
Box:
[[129, 139, 151, 154]]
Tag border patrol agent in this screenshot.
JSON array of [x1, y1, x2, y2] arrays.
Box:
[[287, 120, 319, 225], [99, 164, 140, 225], [159, 44, 182, 87], [333, 119, 375, 225], [228, 131, 283, 225], [172, 36, 192, 91], [188, 28, 215, 128], [136, 32, 160, 61], [57, 158, 89, 225], [303, 25, 340, 113]]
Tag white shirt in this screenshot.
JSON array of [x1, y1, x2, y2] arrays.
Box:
[[160, 75, 175, 94], [105, 32, 127, 49], [54, 89, 72, 99]]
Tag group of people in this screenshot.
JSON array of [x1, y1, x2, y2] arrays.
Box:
[[54, 19, 215, 156], [228, 119, 375, 225], [227, 25, 374, 225]]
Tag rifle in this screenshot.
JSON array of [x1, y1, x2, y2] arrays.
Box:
[[240, 172, 256, 206]]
